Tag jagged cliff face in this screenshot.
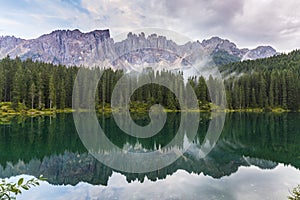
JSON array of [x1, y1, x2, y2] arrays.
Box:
[[0, 29, 278, 68], [202, 37, 248, 58], [242, 46, 278, 60], [0, 29, 114, 66], [0, 36, 24, 57]]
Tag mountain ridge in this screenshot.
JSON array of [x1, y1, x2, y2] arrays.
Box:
[[0, 29, 278, 68]]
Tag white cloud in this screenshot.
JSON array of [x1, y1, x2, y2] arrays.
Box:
[[0, 0, 299, 51], [12, 164, 300, 200], [128, 0, 299, 51], [78, 0, 300, 51], [229, 0, 300, 49]]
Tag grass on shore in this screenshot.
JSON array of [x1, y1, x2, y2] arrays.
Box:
[[0, 102, 73, 117], [0, 101, 296, 119]]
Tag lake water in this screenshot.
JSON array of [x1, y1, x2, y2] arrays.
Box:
[[0, 113, 300, 200]]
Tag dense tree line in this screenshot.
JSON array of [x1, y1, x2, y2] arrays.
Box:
[[224, 70, 300, 110], [0, 56, 209, 111], [0, 50, 299, 111], [0, 56, 78, 110], [222, 50, 300, 111], [220, 49, 300, 74]]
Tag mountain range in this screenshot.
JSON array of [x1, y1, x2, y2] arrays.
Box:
[[0, 29, 278, 68]]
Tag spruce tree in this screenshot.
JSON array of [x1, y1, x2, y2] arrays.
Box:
[[29, 82, 36, 109], [49, 74, 56, 109], [0, 63, 4, 102]]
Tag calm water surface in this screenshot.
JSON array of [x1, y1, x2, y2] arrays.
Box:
[[0, 113, 300, 200]]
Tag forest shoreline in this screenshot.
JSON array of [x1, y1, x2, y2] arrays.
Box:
[[0, 101, 298, 118]]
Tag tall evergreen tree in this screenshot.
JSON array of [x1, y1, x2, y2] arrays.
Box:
[[286, 71, 298, 111], [0, 62, 4, 102], [258, 75, 267, 108], [269, 71, 275, 107], [59, 80, 66, 109], [29, 82, 36, 109], [12, 61, 24, 109], [49, 74, 56, 109], [36, 72, 44, 109], [281, 73, 287, 109]]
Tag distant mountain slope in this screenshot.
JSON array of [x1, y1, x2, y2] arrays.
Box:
[[0, 29, 278, 68], [220, 49, 300, 76]]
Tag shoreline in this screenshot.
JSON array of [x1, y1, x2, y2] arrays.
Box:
[[1, 101, 298, 118], [0, 107, 297, 117], [0, 106, 298, 125]]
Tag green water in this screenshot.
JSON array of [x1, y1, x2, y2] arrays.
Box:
[[0, 113, 300, 199]]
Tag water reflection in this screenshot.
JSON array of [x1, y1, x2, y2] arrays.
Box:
[[8, 164, 300, 200], [0, 113, 299, 187]]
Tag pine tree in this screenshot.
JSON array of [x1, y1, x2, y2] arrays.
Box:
[[0, 63, 4, 102], [269, 72, 275, 107], [258, 75, 267, 108], [157, 86, 163, 104], [251, 88, 257, 108], [240, 82, 246, 108], [281, 73, 287, 109], [49, 74, 56, 109], [273, 71, 279, 107], [166, 91, 176, 110], [232, 84, 241, 109], [101, 70, 107, 111], [29, 82, 36, 109], [37, 72, 44, 109], [12, 61, 24, 109], [286, 70, 298, 111], [196, 76, 207, 103], [244, 76, 251, 108], [59, 80, 66, 109]]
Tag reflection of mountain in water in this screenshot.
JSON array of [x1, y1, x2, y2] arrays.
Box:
[[0, 142, 277, 186], [0, 113, 299, 186]]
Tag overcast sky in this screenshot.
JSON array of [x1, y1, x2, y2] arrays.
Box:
[[0, 0, 299, 52]]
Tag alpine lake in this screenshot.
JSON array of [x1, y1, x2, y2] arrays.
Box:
[[0, 112, 300, 200]]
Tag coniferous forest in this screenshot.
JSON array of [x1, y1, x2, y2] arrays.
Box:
[[0, 50, 299, 112]]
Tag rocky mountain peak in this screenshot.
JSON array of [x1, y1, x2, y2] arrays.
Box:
[[88, 29, 110, 41], [202, 36, 225, 46], [0, 36, 24, 49], [0, 36, 25, 58], [40, 29, 110, 41], [201, 36, 247, 58], [0, 29, 278, 68], [242, 45, 278, 60]]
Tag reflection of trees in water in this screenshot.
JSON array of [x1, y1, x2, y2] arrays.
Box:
[[0, 113, 299, 186], [222, 113, 300, 168], [0, 143, 277, 186]]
